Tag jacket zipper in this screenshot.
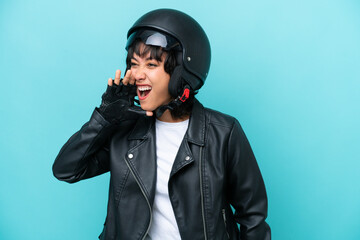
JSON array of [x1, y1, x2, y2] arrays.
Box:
[[199, 146, 207, 240], [124, 156, 152, 240], [222, 209, 230, 239]]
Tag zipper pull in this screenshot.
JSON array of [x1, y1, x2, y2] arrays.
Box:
[[222, 209, 227, 222]]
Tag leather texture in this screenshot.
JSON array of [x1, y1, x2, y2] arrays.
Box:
[[98, 81, 145, 123], [53, 99, 271, 240]]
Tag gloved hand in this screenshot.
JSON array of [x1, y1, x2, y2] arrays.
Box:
[[97, 70, 146, 124]]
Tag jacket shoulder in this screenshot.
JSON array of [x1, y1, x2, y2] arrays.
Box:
[[203, 107, 238, 128]]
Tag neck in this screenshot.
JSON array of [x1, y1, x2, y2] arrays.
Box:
[[156, 109, 190, 123]]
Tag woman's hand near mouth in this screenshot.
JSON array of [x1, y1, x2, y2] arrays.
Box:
[[108, 69, 154, 117]]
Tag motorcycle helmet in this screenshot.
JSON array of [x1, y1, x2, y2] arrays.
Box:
[[126, 8, 211, 98]]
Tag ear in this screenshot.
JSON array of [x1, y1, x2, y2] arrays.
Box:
[[168, 65, 184, 97]]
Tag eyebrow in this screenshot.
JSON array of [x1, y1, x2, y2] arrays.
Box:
[[131, 56, 156, 61]]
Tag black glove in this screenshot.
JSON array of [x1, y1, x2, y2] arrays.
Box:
[[97, 79, 146, 124]]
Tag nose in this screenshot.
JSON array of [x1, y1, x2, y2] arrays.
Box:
[[132, 67, 146, 82]]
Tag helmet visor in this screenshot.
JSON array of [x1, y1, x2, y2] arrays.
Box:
[[126, 29, 181, 51]]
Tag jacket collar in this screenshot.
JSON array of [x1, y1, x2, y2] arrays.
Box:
[[128, 99, 206, 146], [185, 99, 205, 146]]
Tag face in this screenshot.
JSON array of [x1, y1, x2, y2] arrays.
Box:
[[130, 45, 172, 112]]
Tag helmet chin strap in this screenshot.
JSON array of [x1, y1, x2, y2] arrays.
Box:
[[154, 85, 190, 118]]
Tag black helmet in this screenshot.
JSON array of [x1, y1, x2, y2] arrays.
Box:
[[126, 8, 211, 97]]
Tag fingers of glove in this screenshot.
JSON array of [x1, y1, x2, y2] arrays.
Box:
[[115, 80, 126, 96], [128, 87, 137, 100], [114, 69, 121, 85], [102, 84, 117, 103], [104, 77, 117, 96], [116, 84, 136, 104], [102, 79, 113, 99], [116, 71, 136, 97], [121, 83, 136, 93], [124, 70, 137, 99]]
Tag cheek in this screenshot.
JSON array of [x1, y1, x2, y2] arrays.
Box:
[[161, 81, 171, 99], [154, 73, 171, 96], [160, 80, 170, 94]]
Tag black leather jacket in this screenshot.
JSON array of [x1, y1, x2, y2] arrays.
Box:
[[53, 99, 271, 240]]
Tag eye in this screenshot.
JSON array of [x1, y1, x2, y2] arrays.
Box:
[[147, 60, 160, 67], [148, 63, 158, 67], [130, 62, 138, 67]]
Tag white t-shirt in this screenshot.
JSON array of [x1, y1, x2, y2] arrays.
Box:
[[147, 118, 189, 240]]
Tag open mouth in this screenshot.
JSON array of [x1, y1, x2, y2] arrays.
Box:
[[137, 85, 152, 100]]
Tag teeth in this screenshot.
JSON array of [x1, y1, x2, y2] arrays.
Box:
[[138, 86, 152, 91]]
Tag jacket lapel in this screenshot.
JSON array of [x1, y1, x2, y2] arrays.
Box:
[[126, 116, 157, 203], [124, 99, 206, 198], [186, 99, 206, 147], [170, 99, 206, 177]]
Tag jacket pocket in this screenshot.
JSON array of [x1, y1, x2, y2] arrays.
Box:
[[222, 209, 230, 239]]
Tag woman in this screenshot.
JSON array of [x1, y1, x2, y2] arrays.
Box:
[[53, 8, 271, 240]]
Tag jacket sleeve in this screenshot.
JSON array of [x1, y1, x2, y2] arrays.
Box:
[[227, 119, 271, 240], [52, 109, 115, 183]]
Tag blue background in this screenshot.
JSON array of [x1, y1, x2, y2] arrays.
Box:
[[1, 0, 359, 239]]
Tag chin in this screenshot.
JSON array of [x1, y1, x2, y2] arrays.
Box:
[[139, 103, 157, 112], [139, 99, 172, 112]]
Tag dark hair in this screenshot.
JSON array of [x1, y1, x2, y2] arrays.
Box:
[[126, 40, 195, 119]]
